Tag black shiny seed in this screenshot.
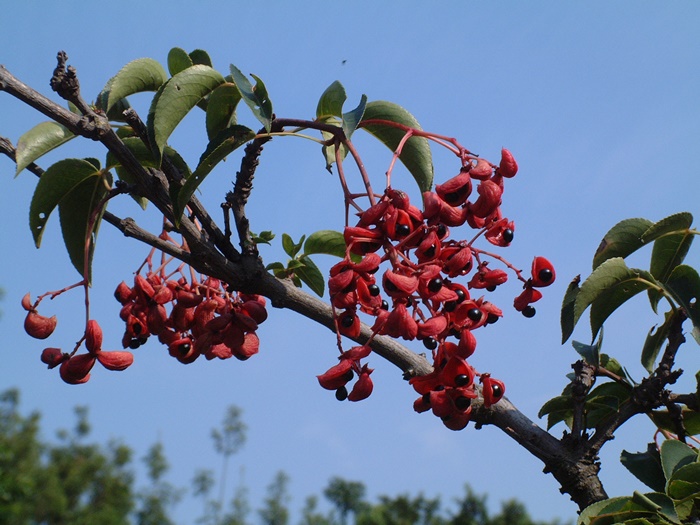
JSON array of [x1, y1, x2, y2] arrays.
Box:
[[178, 343, 191, 355], [443, 301, 457, 312], [434, 385, 445, 391], [422, 393, 431, 404], [455, 396, 472, 410], [467, 308, 483, 322], [342, 370, 355, 382], [454, 374, 471, 387], [502, 228, 514, 244], [396, 224, 411, 237], [491, 384, 504, 399], [368, 284, 381, 296], [340, 314, 355, 327], [486, 313, 499, 324], [538, 268, 553, 283], [428, 277, 443, 293], [335, 386, 348, 401], [132, 323, 142, 335], [423, 337, 438, 350], [455, 289, 466, 303], [486, 285, 497, 292], [444, 191, 462, 206], [381, 300, 389, 310], [522, 306, 536, 318], [423, 245, 437, 259], [384, 279, 398, 293], [138, 336, 149, 345], [128, 339, 141, 350], [436, 224, 448, 238]]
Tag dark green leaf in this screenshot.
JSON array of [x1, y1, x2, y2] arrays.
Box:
[[599, 353, 629, 382], [661, 440, 697, 486], [592, 218, 653, 270], [58, 171, 111, 278], [15, 121, 75, 175], [667, 463, 700, 502], [286, 259, 305, 270], [189, 49, 213, 67], [649, 232, 694, 284], [29, 158, 101, 247], [342, 95, 367, 139], [173, 125, 254, 222], [641, 212, 694, 243], [359, 100, 433, 192], [205, 83, 242, 140], [295, 256, 325, 297], [316, 81, 347, 118], [229, 65, 273, 132], [641, 311, 674, 373], [265, 261, 285, 272], [650, 410, 700, 437], [578, 496, 635, 525], [561, 275, 582, 343], [621, 444, 666, 493], [167, 47, 193, 76], [96, 58, 168, 113], [147, 65, 225, 161], [661, 265, 700, 344], [538, 395, 571, 419]]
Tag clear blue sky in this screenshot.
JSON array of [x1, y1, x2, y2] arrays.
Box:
[[1, 2, 699, 523]]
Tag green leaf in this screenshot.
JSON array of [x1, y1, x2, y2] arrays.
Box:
[[650, 410, 700, 437], [572, 333, 602, 366], [561, 275, 582, 343], [649, 232, 694, 284], [574, 258, 658, 341], [282, 233, 295, 258], [229, 64, 273, 132], [667, 462, 700, 502], [167, 47, 193, 76], [359, 100, 433, 192], [303, 230, 350, 259], [316, 81, 347, 118], [29, 158, 101, 247], [661, 265, 700, 344], [147, 65, 225, 161], [621, 444, 666, 493], [58, 171, 111, 278], [599, 353, 628, 382], [15, 121, 75, 175], [206, 83, 242, 140], [641, 311, 674, 373], [295, 256, 325, 297], [173, 125, 255, 222], [641, 212, 694, 243], [96, 57, 168, 113], [189, 49, 213, 67], [661, 440, 697, 486], [538, 395, 572, 428], [252, 230, 275, 245], [578, 496, 635, 525], [342, 94, 367, 139], [592, 218, 653, 270]]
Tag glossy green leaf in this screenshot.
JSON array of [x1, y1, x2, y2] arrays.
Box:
[[281, 234, 305, 259], [173, 125, 254, 222], [650, 232, 694, 284], [661, 265, 700, 344], [295, 256, 325, 297], [303, 230, 350, 259], [641, 212, 694, 243], [641, 311, 674, 373], [58, 171, 111, 278], [359, 100, 434, 192], [229, 64, 273, 132], [206, 83, 242, 140], [147, 65, 225, 161], [189, 49, 213, 67], [15, 121, 75, 175], [573, 258, 657, 340], [592, 218, 653, 270], [167, 47, 193, 76], [661, 440, 697, 487], [589, 266, 658, 341], [29, 158, 101, 247], [667, 463, 700, 503], [96, 58, 168, 113], [621, 444, 666, 493], [561, 275, 582, 343], [538, 395, 571, 420], [650, 410, 700, 437], [316, 81, 347, 118], [342, 94, 367, 139], [578, 496, 634, 525]]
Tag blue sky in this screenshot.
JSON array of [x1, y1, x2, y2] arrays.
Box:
[[1, 2, 699, 523]]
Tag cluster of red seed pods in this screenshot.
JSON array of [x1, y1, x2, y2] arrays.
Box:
[[317, 148, 556, 430]]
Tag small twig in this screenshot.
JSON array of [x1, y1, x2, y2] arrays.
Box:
[[570, 360, 596, 440]]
